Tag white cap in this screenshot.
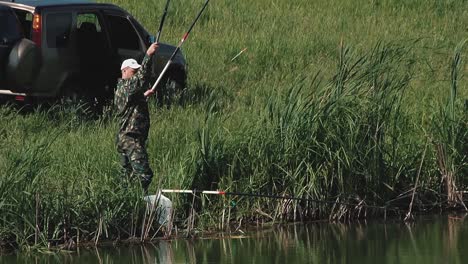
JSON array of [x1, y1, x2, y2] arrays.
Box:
[[120, 59, 141, 70]]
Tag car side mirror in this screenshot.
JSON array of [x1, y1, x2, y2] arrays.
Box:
[[148, 35, 156, 44]]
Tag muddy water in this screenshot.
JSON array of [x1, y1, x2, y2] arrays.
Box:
[[1, 214, 467, 263]]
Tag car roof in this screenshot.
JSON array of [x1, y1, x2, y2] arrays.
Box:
[[0, 0, 122, 12], [1, 0, 93, 7], [0, 3, 11, 9]]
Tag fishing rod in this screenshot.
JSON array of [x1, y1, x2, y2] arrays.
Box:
[[155, 0, 171, 43], [160, 189, 388, 210], [145, 0, 210, 97]]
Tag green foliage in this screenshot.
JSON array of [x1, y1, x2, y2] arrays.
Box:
[[1, 0, 467, 249]]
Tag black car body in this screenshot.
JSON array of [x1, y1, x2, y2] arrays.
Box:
[[0, 0, 187, 103]]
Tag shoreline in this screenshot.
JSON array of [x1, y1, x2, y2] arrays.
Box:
[[1, 205, 467, 254]]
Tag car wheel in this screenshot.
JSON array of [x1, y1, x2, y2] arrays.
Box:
[[157, 70, 186, 106], [59, 83, 94, 112]]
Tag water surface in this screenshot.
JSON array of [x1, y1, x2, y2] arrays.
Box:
[[1, 214, 467, 263]]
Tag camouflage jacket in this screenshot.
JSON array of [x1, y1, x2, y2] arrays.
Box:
[[114, 54, 153, 141]]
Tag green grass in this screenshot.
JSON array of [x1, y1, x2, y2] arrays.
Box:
[[1, 0, 467, 249]]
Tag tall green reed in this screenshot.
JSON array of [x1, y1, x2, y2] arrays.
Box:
[[0, 105, 158, 249], [431, 39, 467, 208], [181, 42, 422, 224]]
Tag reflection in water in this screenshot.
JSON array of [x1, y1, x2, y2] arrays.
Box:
[[1, 215, 467, 264], [444, 214, 465, 261]]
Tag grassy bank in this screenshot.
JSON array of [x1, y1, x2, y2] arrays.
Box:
[[1, 0, 467, 250]]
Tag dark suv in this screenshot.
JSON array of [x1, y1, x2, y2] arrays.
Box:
[[0, 0, 187, 104]]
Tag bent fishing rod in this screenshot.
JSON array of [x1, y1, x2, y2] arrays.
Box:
[[160, 189, 388, 210], [155, 0, 171, 43], [146, 0, 210, 96]]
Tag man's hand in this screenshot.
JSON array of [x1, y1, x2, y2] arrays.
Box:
[[144, 89, 155, 97], [147, 43, 159, 56]]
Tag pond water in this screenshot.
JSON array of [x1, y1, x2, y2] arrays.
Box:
[[1, 214, 467, 263]]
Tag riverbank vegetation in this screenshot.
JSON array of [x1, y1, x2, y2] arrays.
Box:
[[0, 0, 467, 250]]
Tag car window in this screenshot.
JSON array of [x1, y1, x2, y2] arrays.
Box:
[[75, 12, 108, 57], [0, 8, 22, 41], [46, 12, 72, 48], [130, 17, 150, 45], [106, 15, 140, 51], [14, 10, 33, 39], [77, 13, 102, 32]]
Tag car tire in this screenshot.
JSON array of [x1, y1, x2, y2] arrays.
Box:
[[60, 79, 110, 114], [6, 38, 41, 92], [59, 83, 95, 112], [157, 69, 186, 106]]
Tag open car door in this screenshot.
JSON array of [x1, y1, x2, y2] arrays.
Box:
[[103, 12, 146, 74]]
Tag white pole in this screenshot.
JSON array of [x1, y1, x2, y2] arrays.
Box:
[[150, 59, 172, 91], [161, 189, 226, 195]]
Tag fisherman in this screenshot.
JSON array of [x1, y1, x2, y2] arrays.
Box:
[[114, 42, 158, 194]]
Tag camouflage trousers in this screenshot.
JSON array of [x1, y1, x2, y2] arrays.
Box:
[[117, 135, 153, 192]]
